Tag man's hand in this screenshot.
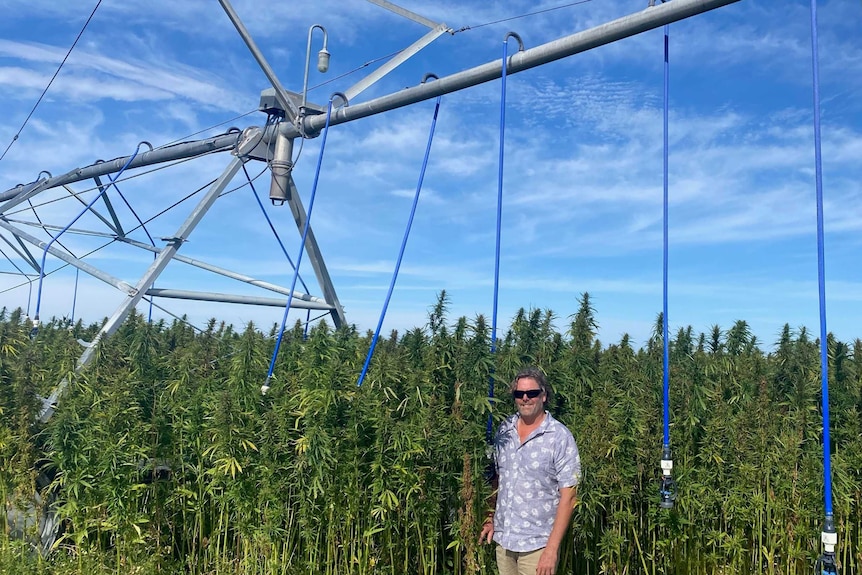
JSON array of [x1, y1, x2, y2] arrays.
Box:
[[536, 546, 559, 575], [478, 519, 494, 545]]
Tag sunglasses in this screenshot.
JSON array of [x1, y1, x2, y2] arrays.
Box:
[[512, 389, 543, 400]]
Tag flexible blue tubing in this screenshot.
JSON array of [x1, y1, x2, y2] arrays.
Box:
[[809, 0, 833, 520], [243, 164, 311, 295], [491, 42, 509, 363], [32, 143, 143, 323], [356, 95, 442, 387], [488, 37, 516, 440], [662, 24, 671, 449], [263, 99, 334, 388]]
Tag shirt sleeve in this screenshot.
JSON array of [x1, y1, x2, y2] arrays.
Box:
[[554, 430, 581, 489]]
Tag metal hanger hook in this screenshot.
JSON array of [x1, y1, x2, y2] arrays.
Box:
[[504, 31, 525, 52], [329, 91, 349, 110]]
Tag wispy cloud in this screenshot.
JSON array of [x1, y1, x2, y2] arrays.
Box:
[[0, 39, 248, 111]]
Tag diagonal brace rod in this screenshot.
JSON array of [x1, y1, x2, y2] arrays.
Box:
[[343, 24, 449, 104]]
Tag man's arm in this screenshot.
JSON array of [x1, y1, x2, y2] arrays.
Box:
[[536, 486, 577, 575], [478, 472, 499, 545]]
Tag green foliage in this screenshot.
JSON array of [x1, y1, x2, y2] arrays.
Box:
[[1, 302, 861, 575]]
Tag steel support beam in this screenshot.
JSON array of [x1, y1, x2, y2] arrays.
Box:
[[291, 0, 741, 138], [89, 157, 244, 351], [145, 288, 335, 310], [0, 179, 53, 216], [12, 236, 39, 271]]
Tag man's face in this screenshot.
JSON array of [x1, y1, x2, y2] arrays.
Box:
[[513, 376, 545, 420]]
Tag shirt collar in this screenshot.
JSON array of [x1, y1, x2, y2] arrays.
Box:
[[504, 410, 555, 432]]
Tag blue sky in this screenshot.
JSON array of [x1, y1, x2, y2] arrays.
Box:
[[0, 0, 860, 350]]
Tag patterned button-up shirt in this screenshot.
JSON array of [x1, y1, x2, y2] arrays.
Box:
[[492, 411, 581, 552]]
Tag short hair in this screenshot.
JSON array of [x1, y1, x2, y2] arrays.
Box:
[[509, 367, 551, 406]]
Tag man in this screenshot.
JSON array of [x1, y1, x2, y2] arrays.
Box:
[[479, 367, 581, 575]]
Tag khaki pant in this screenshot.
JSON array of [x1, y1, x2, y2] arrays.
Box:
[[496, 545, 544, 575]]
